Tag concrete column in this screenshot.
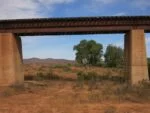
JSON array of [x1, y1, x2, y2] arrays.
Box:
[[0, 33, 23, 86], [124, 33, 130, 81], [0, 36, 3, 85], [126, 29, 149, 85], [13, 36, 24, 85]]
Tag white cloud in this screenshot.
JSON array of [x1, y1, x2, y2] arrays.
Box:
[[94, 0, 117, 4], [88, 0, 150, 13], [144, 34, 150, 57], [114, 41, 124, 48], [114, 12, 126, 16], [38, 0, 74, 5], [0, 0, 39, 19], [146, 37, 150, 44], [94, 0, 150, 8], [0, 0, 74, 19], [132, 0, 150, 9], [85, 0, 119, 14]]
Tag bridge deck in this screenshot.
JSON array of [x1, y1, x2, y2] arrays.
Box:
[[0, 16, 150, 35]]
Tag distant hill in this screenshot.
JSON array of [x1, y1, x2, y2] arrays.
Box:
[[23, 58, 75, 65]]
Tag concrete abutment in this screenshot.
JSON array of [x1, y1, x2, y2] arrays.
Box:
[[0, 33, 23, 86]]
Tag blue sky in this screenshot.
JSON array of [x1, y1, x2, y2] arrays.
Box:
[[0, 0, 150, 60]]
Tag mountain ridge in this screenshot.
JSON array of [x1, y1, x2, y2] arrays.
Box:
[[23, 58, 75, 64]]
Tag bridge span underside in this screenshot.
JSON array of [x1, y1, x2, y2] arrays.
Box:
[[0, 16, 150, 86]]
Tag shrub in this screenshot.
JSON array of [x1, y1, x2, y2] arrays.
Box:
[[88, 91, 102, 102], [87, 71, 99, 90], [24, 75, 34, 80], [2, 88, 15, 97], [53, 64, 64, 68], [76, 70, 127, 89], [46, 69, 61, 80], [34, 69, 61, 81], [114, 81, 150, 102], [62, 65, 71, 72], [2, 85, 25, 97], [148, 63, 150, 79], [76, 71, 85, 88], [76, 71, 99, 89], [104, 106, 117, 113], [53, 64, 72, 72], [34, 72, 45, 81]]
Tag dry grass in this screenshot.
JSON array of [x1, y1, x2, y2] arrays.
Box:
[[0, 63, 149, 113], [24, 63, 123, 81], [0, 81, 150, 113]]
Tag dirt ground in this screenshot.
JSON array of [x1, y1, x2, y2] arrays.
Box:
[[0, 81, 150, 113]]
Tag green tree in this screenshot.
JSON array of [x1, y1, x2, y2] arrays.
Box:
[[147, 58, 150, 78], [73, 40, 103, 66], [104, 44, 124, 67]]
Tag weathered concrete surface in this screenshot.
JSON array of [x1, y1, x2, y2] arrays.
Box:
[[0, 33, 23, 86], [124, 33, 130, 82], [125, 29, 149, 84], [0, 36, 2, 85]]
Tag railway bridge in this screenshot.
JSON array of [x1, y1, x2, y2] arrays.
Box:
[[0, 16, 150, 86]]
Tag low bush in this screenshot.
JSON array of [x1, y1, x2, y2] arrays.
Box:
[[24, 75, 34, 80], [104, 106, 117, 113], [53, 64, 72, 72], [76, 71, 99, 89], [34, 69, 61, 81], [147, 63, 150, 79], [114, 80, 150, 102], [76, 71, 85, 88], [2, 85, 25, 97], [76, 71, 126, 86]]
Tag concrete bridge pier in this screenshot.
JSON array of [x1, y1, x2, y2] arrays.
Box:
[[0, 33, 23, 86], [124, 29, 149, 85], [124, 33, 129, 81]]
